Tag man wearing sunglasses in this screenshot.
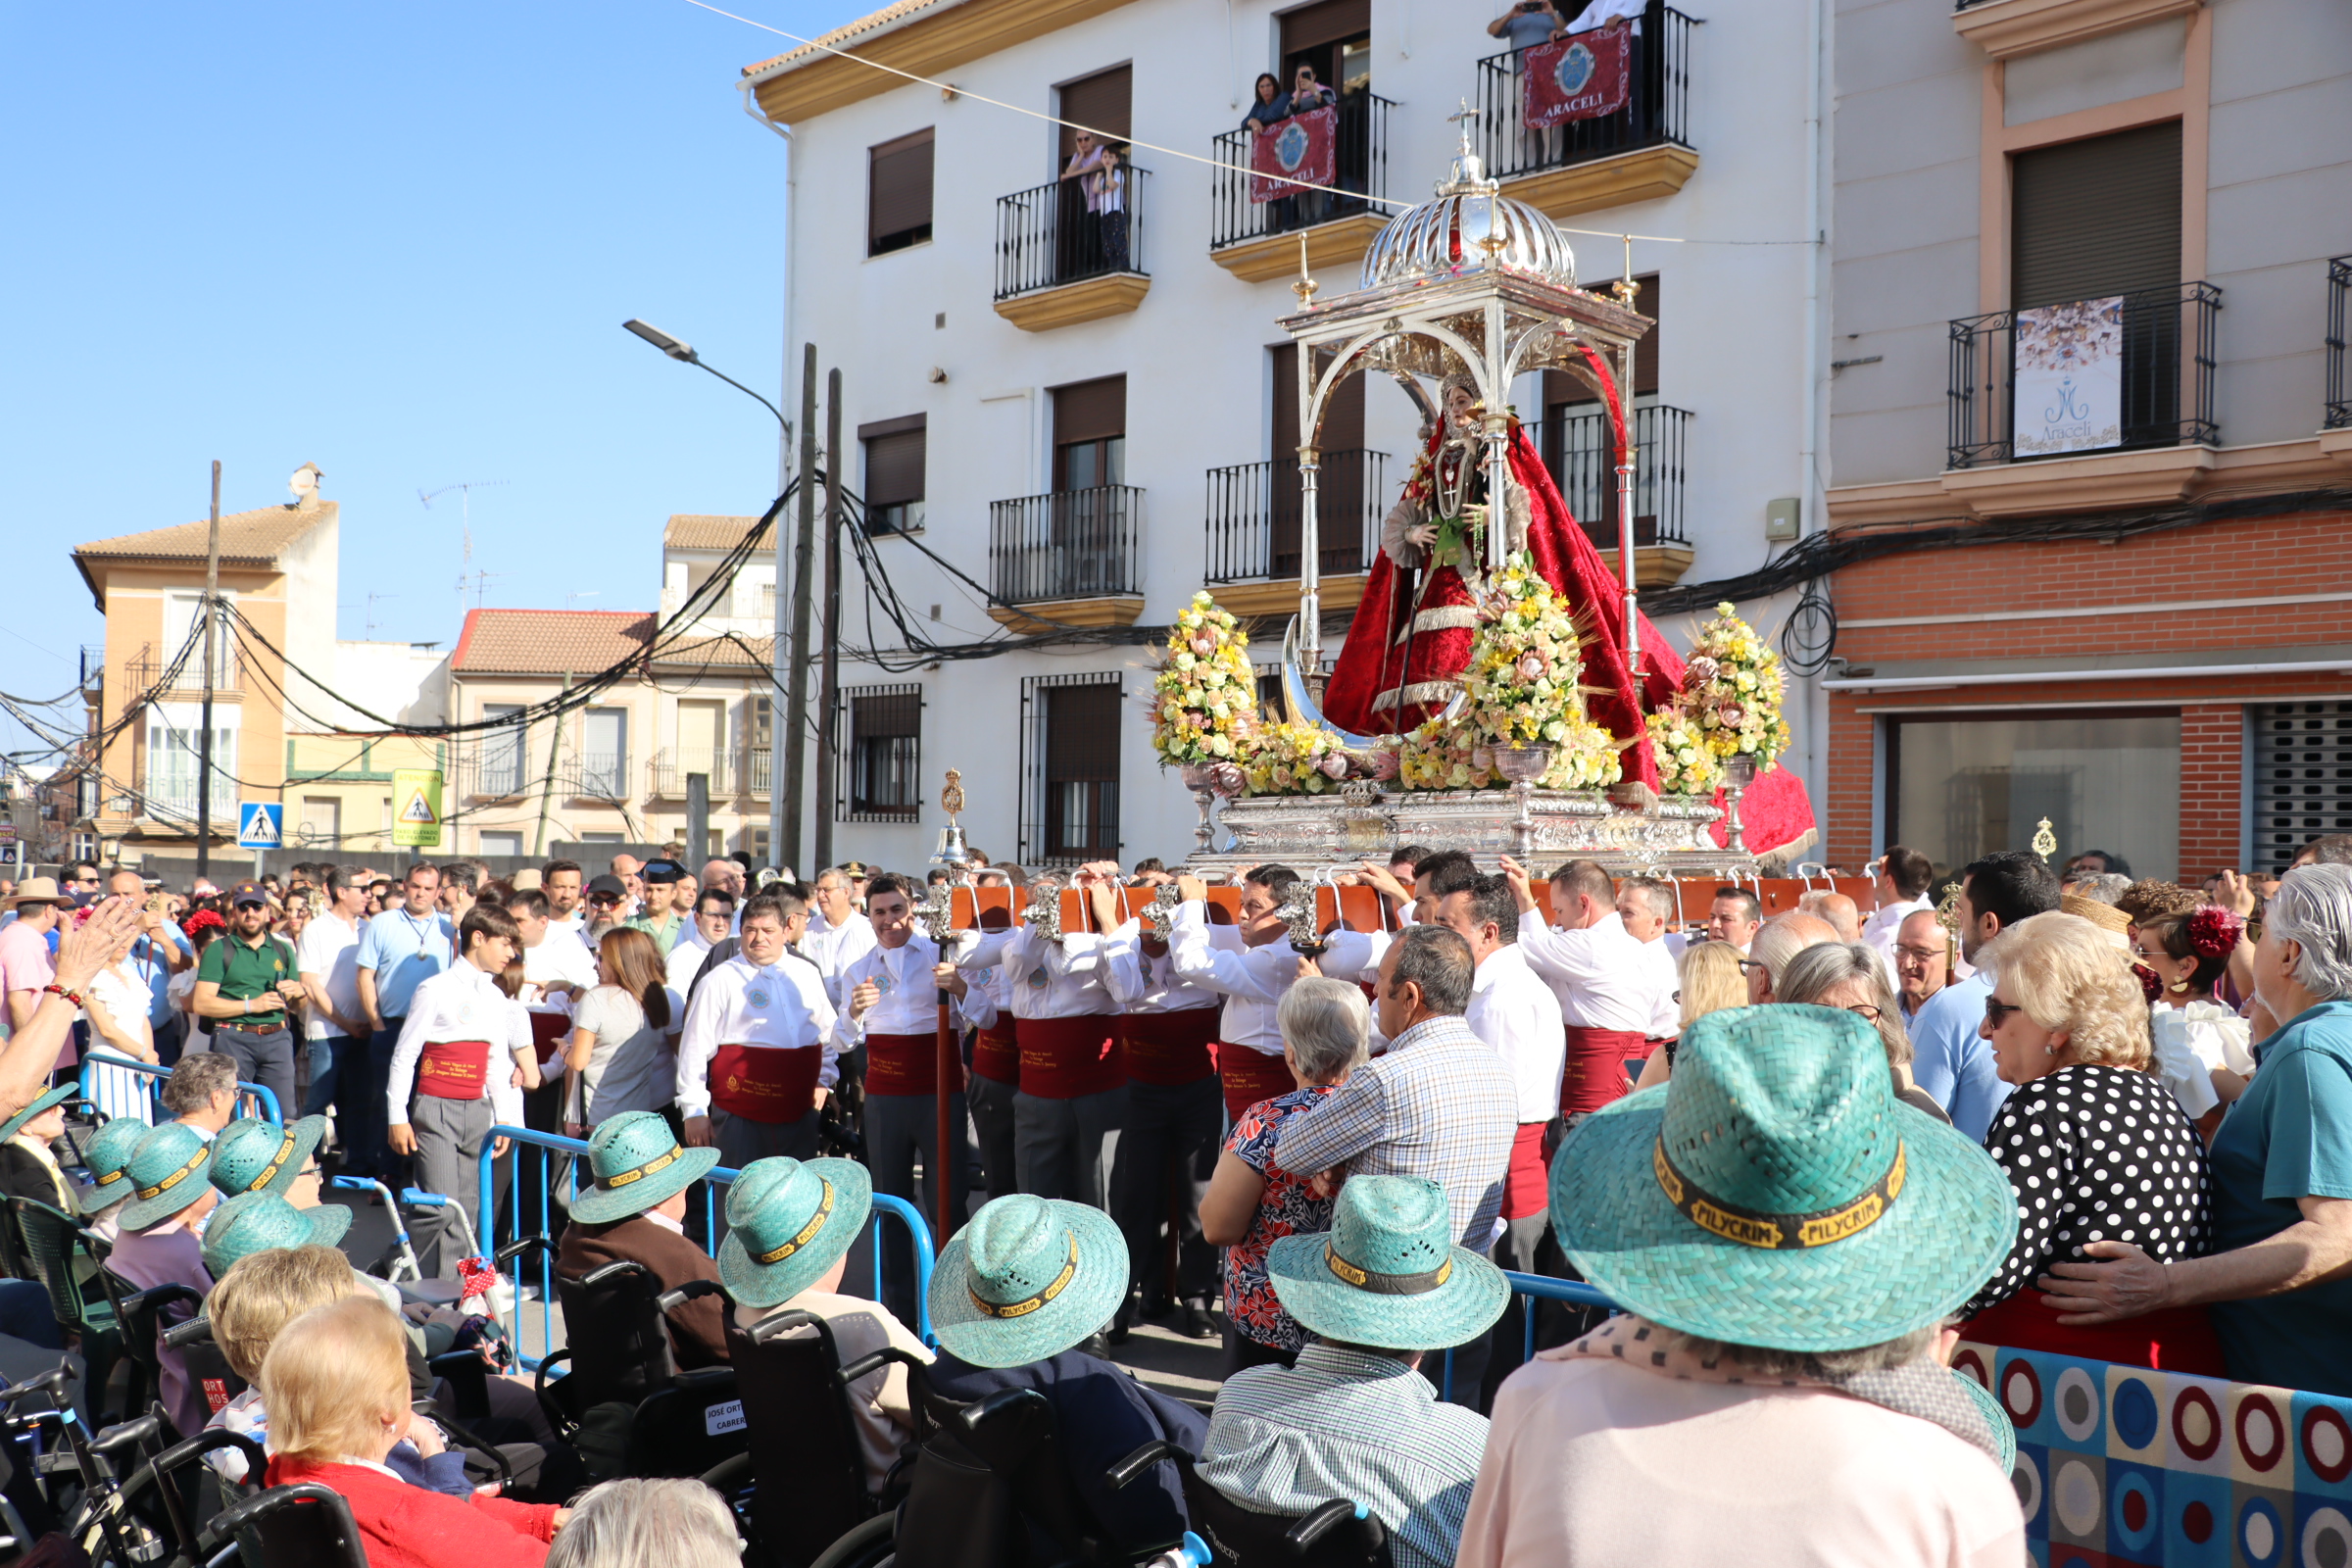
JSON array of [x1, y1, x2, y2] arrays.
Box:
[[1903, 849, 2057, 1142], [582, 874, 628, 945]]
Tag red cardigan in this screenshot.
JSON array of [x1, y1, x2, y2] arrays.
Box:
[[266, 1456, 561, 1568]]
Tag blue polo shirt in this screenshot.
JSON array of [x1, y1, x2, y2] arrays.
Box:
[[2206, 998, 2352, 1396], [1906, 970, 2014, 1144], [353, 907, 453, 1020]]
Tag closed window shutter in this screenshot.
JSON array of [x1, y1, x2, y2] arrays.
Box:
[[1544, 274, 1658, 407], [1280, 0, 1370, 57], [868, 130, 935, 254], [1057, 66, 1132, 163], [1046, 684, 1121, 779], [2012, 122, 2180, 309], [863, 429, 926, 507], [1052, 376, 1126, 445]]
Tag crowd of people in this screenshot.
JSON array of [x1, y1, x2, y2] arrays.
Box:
[[0, 826, 2345, 1567]]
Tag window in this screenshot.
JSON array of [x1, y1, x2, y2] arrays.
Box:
[[1280, 0, 1371, 96], [480, 831, 523, 858], [749, 826, 770, 862], [1057, 66, 1132, 165], [868, 129, 935, 256], [298, 797, 341, 848], [579, 832, 625, 846], [840, 683, 922, 822], [1052, 376, 1126, 491], [580, 709, 628, 800], [1020, 674, 1121, 863], [142, 704, 236, 822], [481, 703, 526, 796], [2012, 122, 2180, 310], [1886, 710, 2180, 884], [860, 415, 927, 534]]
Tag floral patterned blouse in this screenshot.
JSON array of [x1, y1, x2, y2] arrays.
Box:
[[1224, 1084, 1339, 1351]]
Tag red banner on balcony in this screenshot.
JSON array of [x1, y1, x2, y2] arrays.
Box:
[[1522, 24, 1632, 128], [1249, 105, 1336, 204]]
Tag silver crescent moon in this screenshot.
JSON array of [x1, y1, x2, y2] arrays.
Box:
[[1280, 614, 1464, 745]]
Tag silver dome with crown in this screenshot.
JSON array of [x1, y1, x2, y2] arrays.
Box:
[[1360, 111, 1576, 292]]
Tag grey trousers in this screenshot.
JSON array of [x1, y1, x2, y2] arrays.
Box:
[[866, 1091, 970, 1316], [411, 1093, 494, 1280], [216, 1026, 297, 1127], [1012, 1084, 1125, 1210], [967, 1075, 1020, 1201], [712, 1108, 817, 1243], [1107, 1074, 1222, 1302]]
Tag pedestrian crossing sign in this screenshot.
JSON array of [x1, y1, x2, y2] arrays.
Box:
[[236, 803, 282, 849], [392, 768, 444, 848]]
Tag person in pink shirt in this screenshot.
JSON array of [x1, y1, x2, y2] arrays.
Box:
[[1, 880, 74, 1071]]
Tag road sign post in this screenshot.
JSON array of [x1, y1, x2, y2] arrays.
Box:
[[237, 804, 282, 879]]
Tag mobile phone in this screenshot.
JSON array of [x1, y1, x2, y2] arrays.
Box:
[[146, 893, 170, 918]]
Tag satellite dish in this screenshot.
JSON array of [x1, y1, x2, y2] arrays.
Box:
[[289, 464, 323, 502]]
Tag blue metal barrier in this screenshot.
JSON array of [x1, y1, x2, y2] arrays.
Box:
[[475, 1124, 939, 1371], [100, 1057, 282, 1125], [1439, 1270, 1619, 1402]]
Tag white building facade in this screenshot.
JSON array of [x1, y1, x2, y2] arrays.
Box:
[[741, 0, 1831, 869]]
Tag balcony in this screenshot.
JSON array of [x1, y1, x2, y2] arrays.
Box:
[[453, 750, 531, 802], [1208, 94, 1394, 283], [1203, 450, 1388, 616], [79, 646, 104, 700], [746, 747, 772, 798], [565, 753, 631, 804], [987, 486, 1145, 633], [2328, 256, 2350, 432], [125, 641, 240, 698], [648, 748, 736, 799], [1472, 3, 1694, 220], [1951, 0, 2201, 60], [993, 168, 1152, 331], [1550, 403, 1694, 587]]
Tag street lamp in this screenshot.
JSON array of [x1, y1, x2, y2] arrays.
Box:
[[621, 318, 802, 875]]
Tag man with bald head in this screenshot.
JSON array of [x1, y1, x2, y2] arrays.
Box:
[[610, 855, 644, 919], [1798, 890, 1861, 944], [1744, 911, 1838, 1004], [1890, 907, 1949, 1022]]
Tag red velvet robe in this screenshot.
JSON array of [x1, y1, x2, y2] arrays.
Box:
[[1322, 423, 1683, 790]]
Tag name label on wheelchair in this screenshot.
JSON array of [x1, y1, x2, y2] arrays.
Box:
[[706, 1399, 746, 1437]]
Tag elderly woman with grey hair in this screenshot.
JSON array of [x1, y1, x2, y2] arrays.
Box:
[[1201, 977, 1372, 1378], [2041, 862, 2352, 1396], [546, 1478, 738, 1568], [1774, 941, 1954, 1125]]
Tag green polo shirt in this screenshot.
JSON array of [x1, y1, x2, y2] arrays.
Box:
[[623, 910, 685, 958], [195, 930, 296, 1029]]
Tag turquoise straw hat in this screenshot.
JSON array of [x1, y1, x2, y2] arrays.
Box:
[[0, 1081, 78, 1147], [202, 1190, 354, 1277], [567, 1111, 720, 1226], [929, 1194, 1128, 1368], [1955, 1368, 2018, 1477], [76, 1119, 149, 1216], [118, 1122, 218, 1233], [1552, 1004, 2017, 1353], [1265, 1175, 1508, 1350], [716, 1157, 873, 1308], [209, 1115, 327, 1200]]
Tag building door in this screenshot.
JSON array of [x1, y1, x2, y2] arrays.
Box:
[[1050, 377, 1126, 598], [298, 797, 340, 850], [1270, 344, 1366, 576], [581, 709, 628, 800], [161, 589, 235, 687], [482, 704, 525, 797], [677, 700, 725, 792], [1544, 274, 1659, 545], [1055, 66, 1132, 281], [2253, 702, 2352, 873], [1279, 0, 1372, 209]]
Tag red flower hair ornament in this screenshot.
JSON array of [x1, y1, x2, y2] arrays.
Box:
[[2187, 905, 2243, 959]]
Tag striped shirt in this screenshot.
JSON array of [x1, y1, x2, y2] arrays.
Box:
[[1199, 1345, 1490, 1568]]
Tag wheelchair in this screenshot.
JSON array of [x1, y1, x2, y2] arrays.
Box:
[[1109, 1442, 1392, 1568]]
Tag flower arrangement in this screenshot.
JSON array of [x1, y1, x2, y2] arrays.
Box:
[[1148, 592, 1260, 767], [1678, 601, 1792, 770], [1243, 720, 1352, 796], [1644, 708, 1721, 798]]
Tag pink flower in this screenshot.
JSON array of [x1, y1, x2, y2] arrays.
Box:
[[1716, 702, 1744, 727], [1317, 752, 1348, 780], [1208, 762, 1246, 796], [1515, 652, 1546, 682], [1190, 633, 1217, 657], [1366, 748, 1401, 781], [1685, 656, 1720, 686]]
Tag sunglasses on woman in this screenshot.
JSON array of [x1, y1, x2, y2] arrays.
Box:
[[1984, 996, 2026, 1028]]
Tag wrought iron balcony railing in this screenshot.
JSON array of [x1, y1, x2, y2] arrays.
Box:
[[648, 749, 735, 798], [1210, 93, 1394, 252], [125, 642, 239, 697], [1948, 281, 2221, 469], [453, 752, 532, 801], [1548, 402, 1692, 551], [1472, 3, 1691, 184], [2328, 256, 2350, 431], [996, 168, 1151, 301], [1203, 450, 1389, 584], [989, 487, 1145, 605]]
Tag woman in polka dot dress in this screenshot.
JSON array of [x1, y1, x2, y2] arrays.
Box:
[[1961, 911, 2226, 1372]]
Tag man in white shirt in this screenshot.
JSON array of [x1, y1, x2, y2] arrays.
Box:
[[955, 868, 1126, 1209], [296, 866, 371, 1143], [1858, 846, 1936, 971], [1502, 858, 1651, 1120], [839, 873, 986, 1313], [699, 858, 747, 935], [677, 892, 844, 1170], [803, 868, 878, 1006], [507, 887, 598, 1162], [1612, 876, 1684, 1054], [667, 889, 733, 999], [1092, 880, 1223, 1340], [385, 905, 537, 1277], [1703, 887, 1762, 955], [542, 859, 588, 941]]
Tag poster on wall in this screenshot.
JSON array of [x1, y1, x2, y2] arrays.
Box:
[[1249, 105, 1336, 204], [2013, 296, 2124, 457], [1522, 25, 1633, 128]]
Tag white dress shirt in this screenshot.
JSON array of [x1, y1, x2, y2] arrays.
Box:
[[956, 926, 1116, 1020], [1860, 895, 1932, 962], [836, 934, 985, 1041], [1516, 910, 1654, 1032], [1466, 944, 1568, 1124], [521, 932, 599, 998], [664, 930, 713, 999], [1165, 903, 1294, 1057], [674, 953, 845, 1119], [385, 960, 530, 1128], [1633, 936, 1681, 1038], [1099, 920, 1223, 1015], [802, 911, 879, 1006]]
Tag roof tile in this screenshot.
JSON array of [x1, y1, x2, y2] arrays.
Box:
[[663, 514, 768, 551], [742, 0, 946, 75], [74, 502, 336, 566]]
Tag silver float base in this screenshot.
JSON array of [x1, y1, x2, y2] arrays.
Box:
[[1192, 788, 1756, 876]]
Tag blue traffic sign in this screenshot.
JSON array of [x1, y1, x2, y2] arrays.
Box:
[[237, 803, 283, 850]]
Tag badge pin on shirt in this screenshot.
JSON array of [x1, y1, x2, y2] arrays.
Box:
[[1027, 967, 1049, 990]]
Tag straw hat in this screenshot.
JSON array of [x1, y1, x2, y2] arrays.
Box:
[[118, 1122, 218, 1232], [928, 1194, 1127, 1368], [201, 1190, 353, 1277], [1265, 1175, 1508, 1350], [511, 868, 544, 892], [0, 1082, 78, 1147], [1, 878, 75, 909], [76, 1119, 149, 1215], [2059, 893, 2132, 949], [566, 1111, 720, 1226], [1552, 1004, 2016, 1352], [209, 1115, 327, 1200], [716, 1156, 872, 1308]]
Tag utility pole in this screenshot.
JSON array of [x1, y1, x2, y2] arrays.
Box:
[[194, 462, 221, 881], [812, 368, 846, 869], [780, 343, 819, 875], [531, 672, 571, 858]]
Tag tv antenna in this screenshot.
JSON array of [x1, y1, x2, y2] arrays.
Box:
[[418, 479, 510, 565]]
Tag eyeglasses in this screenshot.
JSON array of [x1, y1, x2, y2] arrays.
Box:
[[1984, 996, 2026, 1028], [1735, 958, 1768, 975], [2131, 945, 2160, 960], [588, 895, 621, 907], [1892, 945, 1943, 964], [1842, 1004, 1883, 1022]]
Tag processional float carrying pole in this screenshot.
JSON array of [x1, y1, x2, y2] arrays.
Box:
[[1292, 243, 1325, 701]]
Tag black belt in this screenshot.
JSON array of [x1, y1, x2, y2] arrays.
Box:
[[218, 1021, 287, 1035]]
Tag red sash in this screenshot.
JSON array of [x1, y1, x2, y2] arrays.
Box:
[[709, 1043, 821, 1122], [866, 1031, 963, 1098], [1219, 1045, 1297, 1123], [971, 1023, 1020, 1088], [1118, 1008, 1219, 1088], [1965, 1288, 2226, 1376], [417, 1039, 492, 1101], [1013, 1015, 1123, 1100], [528, 1010, 570, 1066], [1500, 1121, 1550, 1220], [1560, 1025, 1645, 1116]]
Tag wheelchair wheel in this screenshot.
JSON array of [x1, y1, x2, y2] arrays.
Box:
[[808, 1510, 896, 1568]]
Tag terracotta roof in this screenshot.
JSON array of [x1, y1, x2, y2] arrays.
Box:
[[653, 634, 779, 669], [74, 502, 337, 609], [664, 514, 767, 551], [452, 609, 655, 676], [742, 0, 947, 75]]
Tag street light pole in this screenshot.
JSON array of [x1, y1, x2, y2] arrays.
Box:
[[812, 368, 844, 869], [194, 462, 221, 882]]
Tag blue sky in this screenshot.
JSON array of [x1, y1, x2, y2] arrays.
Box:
[[0, 0, 856, 757]]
